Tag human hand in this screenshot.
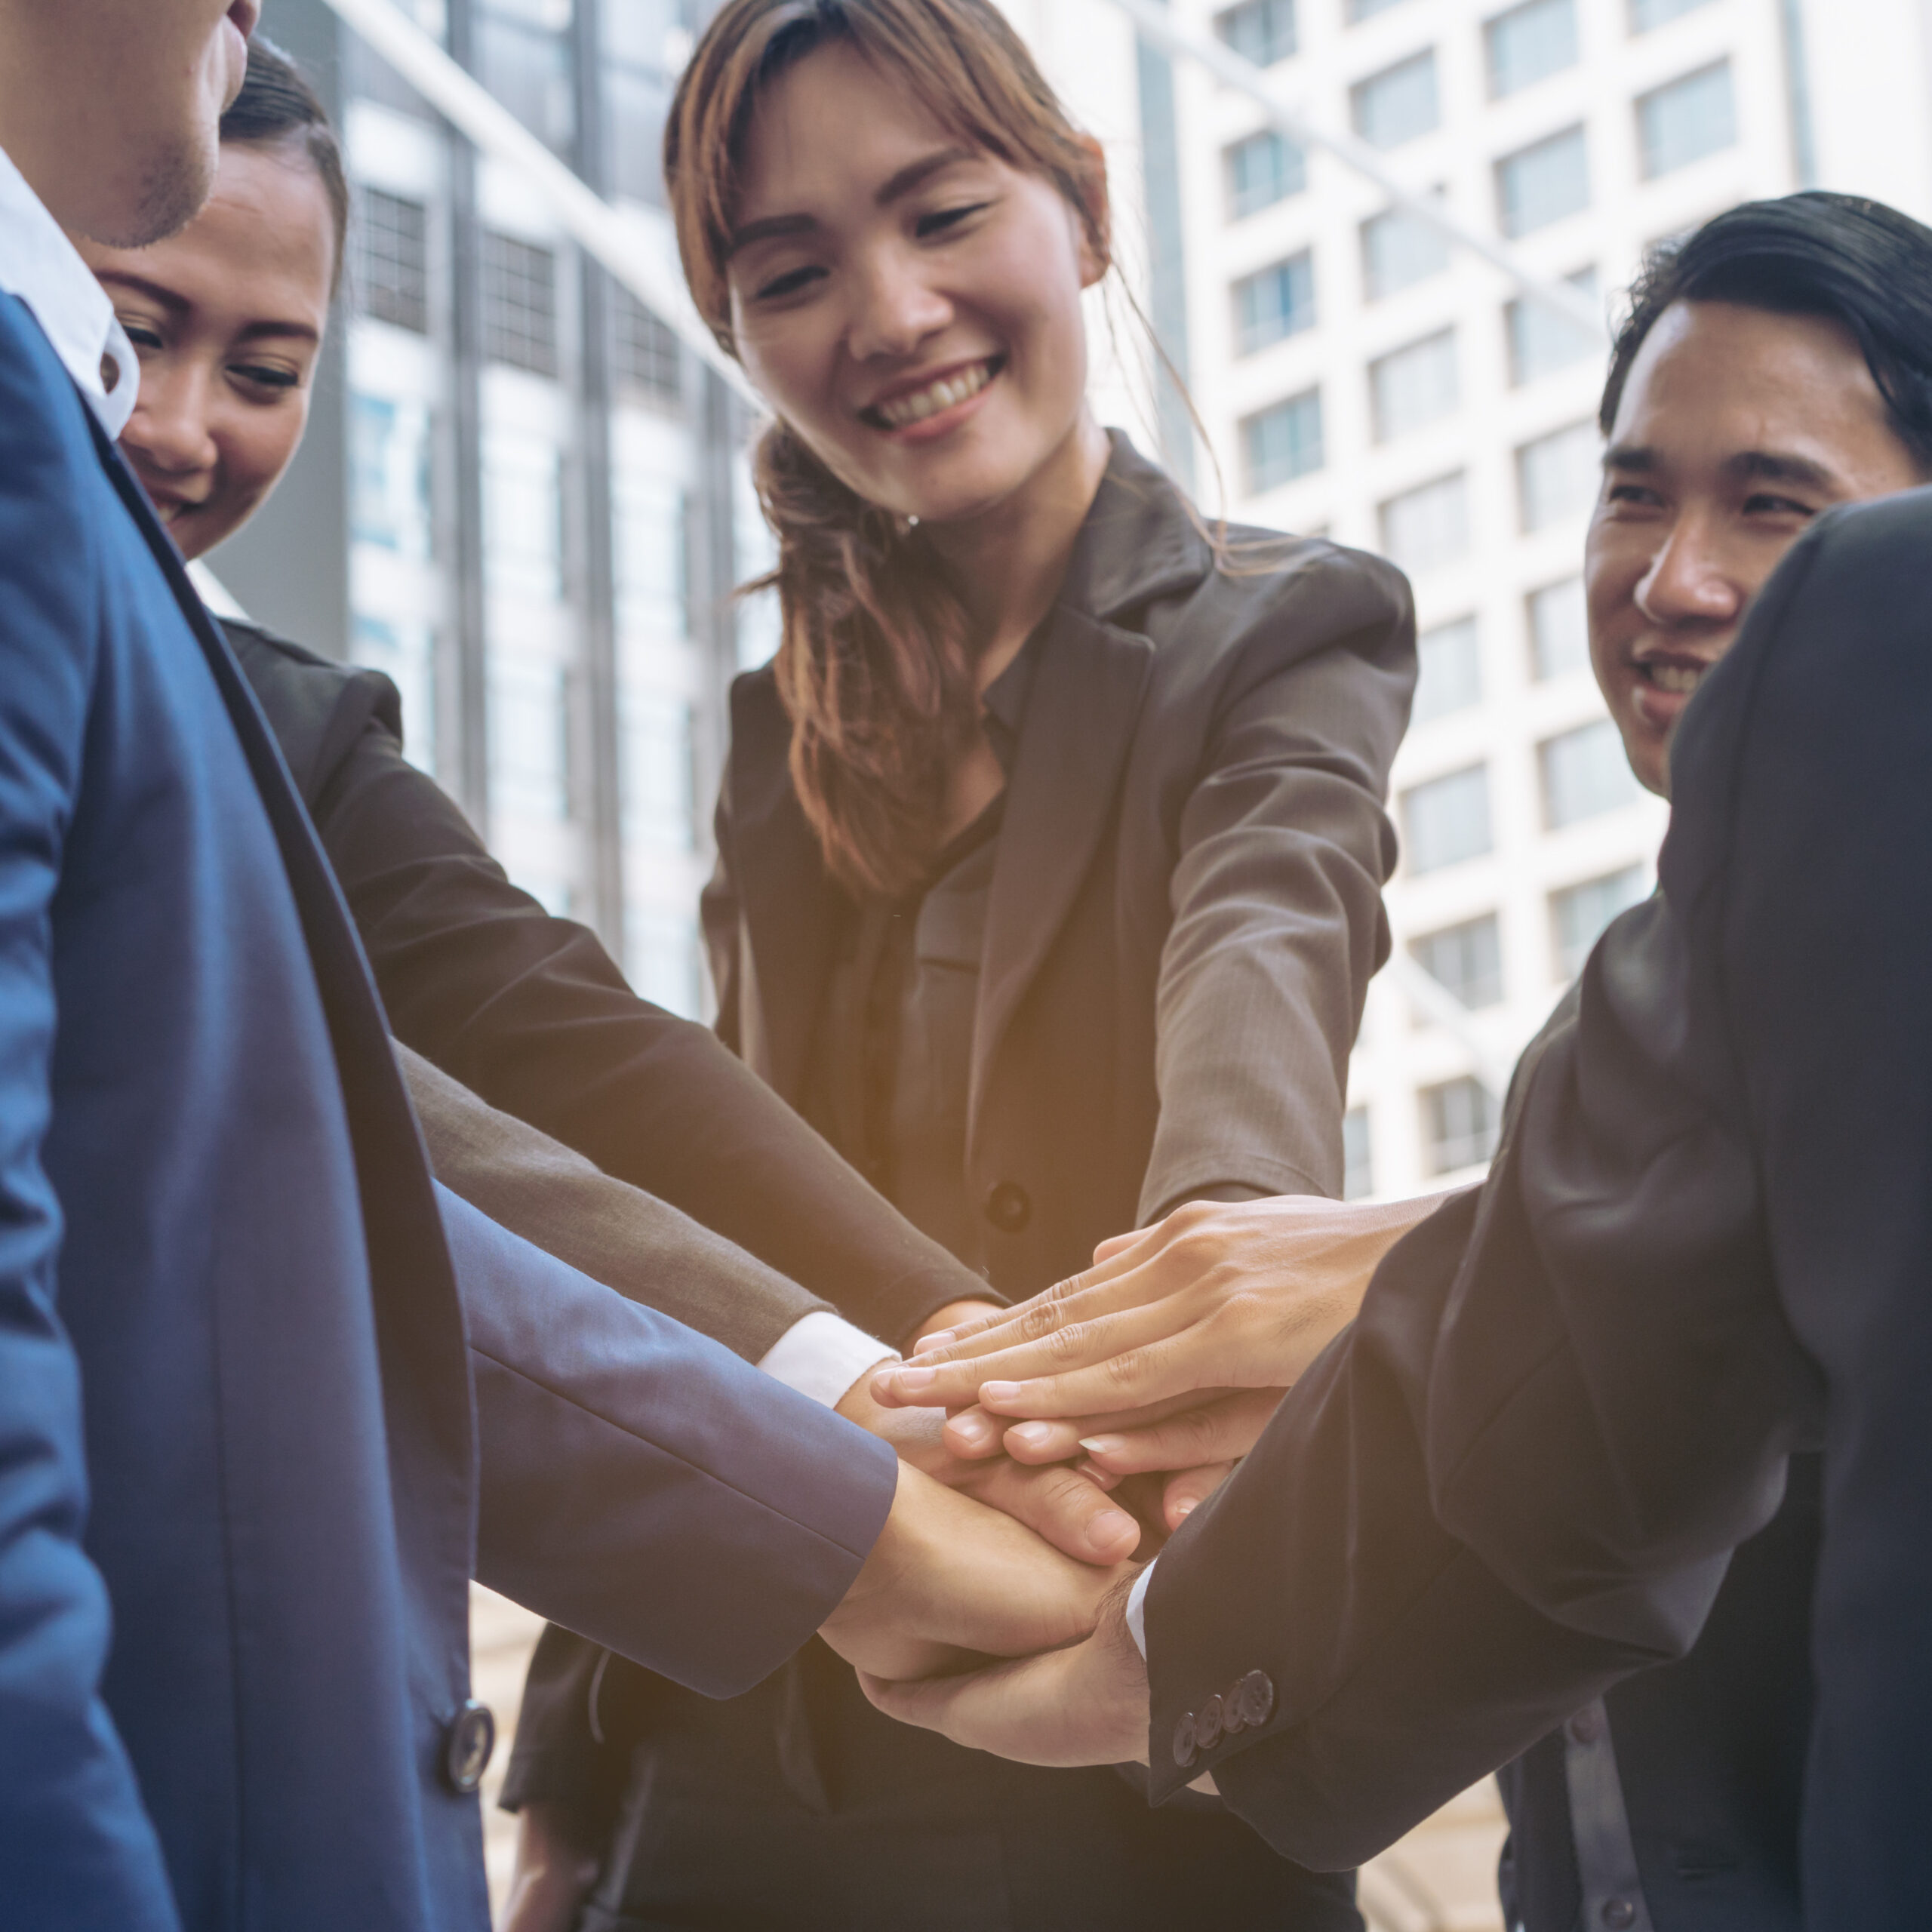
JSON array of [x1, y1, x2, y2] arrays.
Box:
[[835, 1369, 1143, 1565], [870, 1193, 1439, 1451], [500, 1802, 599, 1932], [818, 1462, 1123, 1681], [858, 1571, 1150, 1769]]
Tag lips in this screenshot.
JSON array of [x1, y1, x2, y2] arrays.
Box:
[[1641, 660, 1706, 696], [863, 356, 1002, 431]]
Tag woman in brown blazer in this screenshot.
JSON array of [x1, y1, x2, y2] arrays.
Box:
[[503, 3, 1414, 1926]]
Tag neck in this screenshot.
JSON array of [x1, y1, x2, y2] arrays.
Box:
[[922, 409, 1112, 692]]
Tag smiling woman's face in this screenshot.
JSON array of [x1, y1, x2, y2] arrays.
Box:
[[79, 137, 336, 562], [725, 40, 1106, 529]]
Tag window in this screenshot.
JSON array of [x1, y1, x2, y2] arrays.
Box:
[[1631, 0, 1715, 29], [1361, 202, 1451, 300], [1421, 1075, 1500, 1175], [1518, 420, 1601, 532], [1243, 389, 1324, 491], [1402, 762, 1492, 873], [1234, 252, 1316, 353], [1638, 62, 1737, 178], [613, 287, 682, 407], [1540, 718, 1638, 828], [1528, 577, 1590, 680], [355, 188, 429, 334], [1352, 49, 1440, 149], [1380, 472, 1470, 574], [477, 6, 574, 152], [606, 64, 674, 205], [349, 393, 432, 559], [1226, 129, 1306, 220], [482, 432, 564, 604], [1551, 866, 1647, 979], [626, 909, 703, 1020], [1496, 125, 1589, 238], [1350, 0, 1412, 17], [621, 685, 695, 851], [1343, 1106, 1374, 1201], [488, 651, 568, 824], [1411, 912, 1505, 1008], [1485, 0, 1577, 97], [350, 614, 434, 774], [613, 472, 686, 638], [1508, 268, 1599, 386], [1215, 0, 1297, 65], [1371, 328, 1460, 441], [1414, 616, 1482, 721], [481, 231, 560, 377]]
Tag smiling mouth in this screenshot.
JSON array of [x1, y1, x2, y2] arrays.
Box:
[[863, 356, 1003, 431], [1636, 657, 1710, 697]]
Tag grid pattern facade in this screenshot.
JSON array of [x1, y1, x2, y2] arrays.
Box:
[[1168, 0, 1798, 1195]]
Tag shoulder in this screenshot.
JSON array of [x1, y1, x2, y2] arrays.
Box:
[[1174, 529, 1414, 668], [0, 297, 100, 552], [224, 620, 404, 808]]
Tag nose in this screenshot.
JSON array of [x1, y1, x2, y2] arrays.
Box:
[[122, 362, 220, 485], [1633, 510, 1743, 631], [847, 245, 952, 365]]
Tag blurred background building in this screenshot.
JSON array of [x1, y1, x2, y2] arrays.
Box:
[[214, 1, 1932, 1923]]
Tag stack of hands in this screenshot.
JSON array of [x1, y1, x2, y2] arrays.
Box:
[[830, 1192, 1434, 1764]]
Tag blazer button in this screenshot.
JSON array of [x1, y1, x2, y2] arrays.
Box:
[[983, 1181, 1032, 1233], [1233, 1669, 1275, 1730], [1194, 1692, 1226, 1752], [1171, 1712, 1199, 1769], [1600, 1900, 1636, 1930], [443, 1698, 496, 1794]]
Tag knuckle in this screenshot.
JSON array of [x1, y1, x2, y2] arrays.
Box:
[[1017, 1300, 1063, 1343], [1100, 1346, 1146, 1393], [1041, 1319, 1090, 1367]]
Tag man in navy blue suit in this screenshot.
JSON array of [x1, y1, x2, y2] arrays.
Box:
[[0, 7, 1109, 1929]]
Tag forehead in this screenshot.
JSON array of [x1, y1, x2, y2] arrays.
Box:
[[733, 39, 980, 220], [1611, 298, 1894, 457]]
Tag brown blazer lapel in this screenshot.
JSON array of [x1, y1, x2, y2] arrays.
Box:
[[970, 605, 1155, 1146], [727, 675, 844, 1105]]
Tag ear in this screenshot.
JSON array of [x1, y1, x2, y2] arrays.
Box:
[[1072, 133, 1112, 290]]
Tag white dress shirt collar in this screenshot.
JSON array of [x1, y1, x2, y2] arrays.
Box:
[[0, 143, 137, 438]]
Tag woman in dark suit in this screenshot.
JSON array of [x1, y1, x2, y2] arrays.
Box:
[[503, 4, 1415, 1927]]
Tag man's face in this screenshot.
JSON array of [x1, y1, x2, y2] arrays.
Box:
[[1586, 298, 1923, 795], [0, 0, 258, 245]]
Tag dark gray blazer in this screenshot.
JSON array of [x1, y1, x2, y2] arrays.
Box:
[[706, 435, 1417, 1287], [1141, 492, 1932, 1932]]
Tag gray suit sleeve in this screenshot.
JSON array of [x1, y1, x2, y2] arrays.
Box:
[[401, 1043, 830, 1365]]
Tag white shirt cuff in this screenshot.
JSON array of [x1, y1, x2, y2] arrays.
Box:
[[1125, 1558, 1156, 1659], [756, 1310, 898, 1409]]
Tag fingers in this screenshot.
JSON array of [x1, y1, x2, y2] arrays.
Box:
[[989, 1389, 1219, 1465], [939, 1403, 1007, 1458], [1161, 1462, 1235, 1530], [1075, 1388, 1284, 1478], [959, 1457, 1142, 1565]]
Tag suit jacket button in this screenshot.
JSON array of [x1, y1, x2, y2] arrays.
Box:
[[1600, 1900, 1636, 1930], [1234, 1669, 1275, 1729], [1194, 1692, 1225, 1752], [983, 1182, 1032, 1233], [444, 1698, 496, 1794], [1171, 1712, 1199, 1769]]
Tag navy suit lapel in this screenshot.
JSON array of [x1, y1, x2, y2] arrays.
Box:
[[969, 605, 1153, 1146], [728, 674, 843, 1106]]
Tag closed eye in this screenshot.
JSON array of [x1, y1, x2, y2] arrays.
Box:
[[915, 202, 991, 239], [752, 263, 826, 303], [1741, 491, 1816, 518], [232, 362, 303, 392]]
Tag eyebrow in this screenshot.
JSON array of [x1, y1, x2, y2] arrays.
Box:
[[1603, 442, 1839, 491], [726, 145, 978, 257], [94, 269, 321, 345]]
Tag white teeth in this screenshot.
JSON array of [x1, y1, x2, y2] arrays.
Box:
[[876, 361, 992, 428], [1648, 662, 1706, 694]]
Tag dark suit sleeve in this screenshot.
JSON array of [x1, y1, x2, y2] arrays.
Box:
[[401, 1044, 829, 1364], [294, 699, 980, 1353], [1140, 547, 1415, 1219], [442, 1183, 897, 1692], [0, 316, 180, 1930]]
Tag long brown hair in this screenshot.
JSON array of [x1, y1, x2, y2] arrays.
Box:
[[665, 0, 1109, 897]]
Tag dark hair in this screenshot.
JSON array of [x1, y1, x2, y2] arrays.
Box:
[[1601, 192, 1932, 475], [666, 0, 1111, 899], [218, 38, 350, 297]]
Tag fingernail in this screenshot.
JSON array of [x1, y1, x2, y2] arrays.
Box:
[[914, 1330, 954, 1353], [980, 1380, 1023, 1406], [1092, 1508, 1137, 1546], [1171, 1499, 1198, 1518], [949, 1411, 995, 1447], [1009, 1421, 1056, 1449], [889, 1366, 937, 1393], [1078, 1435, 1125, 1458]]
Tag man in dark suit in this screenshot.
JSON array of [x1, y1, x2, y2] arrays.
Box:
[[863, 197, 1932, 1932], [0, 8, 1107, 1928]]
